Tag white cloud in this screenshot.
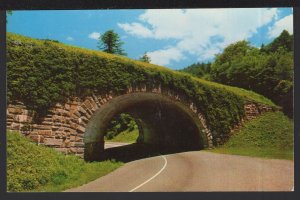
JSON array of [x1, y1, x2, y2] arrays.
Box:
[[119, 8, 279, 65], [201, 47, 222, 61], [268, 14, 293, 38], [118, 23, 154, 38], [147, 47, 185, 66], [88, 32, 101, 40], [66, 36, 74, 41]]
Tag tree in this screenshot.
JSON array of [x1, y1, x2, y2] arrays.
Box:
[[207, 33, 294, 118], [97, 30, 127, 56], [264, 30, 293, 53], [179, 62, 212, 80], [139, 53, 151, 63], [6, 10, 12, 23]]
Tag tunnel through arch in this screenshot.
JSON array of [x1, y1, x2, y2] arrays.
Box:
[[84, 92, 209, 161]]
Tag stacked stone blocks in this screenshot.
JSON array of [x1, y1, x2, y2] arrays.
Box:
[[6, 85, 275, 157]]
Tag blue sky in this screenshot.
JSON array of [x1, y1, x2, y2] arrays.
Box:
[[7, 8, 293, 70]]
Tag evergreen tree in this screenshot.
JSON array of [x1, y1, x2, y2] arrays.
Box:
[[139, 53, 151, 63], [260, 43, 266, 53], [6, 10, 12, 23], [97, 30, 127, 56], [264, 30, 293, 52]]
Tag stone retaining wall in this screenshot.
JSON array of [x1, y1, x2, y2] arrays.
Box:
[[217, 102, 275, 145]]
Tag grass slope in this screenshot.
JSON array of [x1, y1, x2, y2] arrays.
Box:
[[105, 128, 139, 143], [210, 112, 294, 160], [7, 131, 123, 192]]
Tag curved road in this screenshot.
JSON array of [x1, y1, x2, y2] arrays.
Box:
[[66, 151, 293, 192]]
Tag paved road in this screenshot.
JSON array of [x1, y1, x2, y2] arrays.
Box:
[[66, 151, 294, 192], [104, 141, 131, 149]]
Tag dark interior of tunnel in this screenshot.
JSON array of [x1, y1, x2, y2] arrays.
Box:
[[100, 98, 204, 163]]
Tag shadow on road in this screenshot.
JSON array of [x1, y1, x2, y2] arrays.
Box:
[[101, 143, 198, 163]]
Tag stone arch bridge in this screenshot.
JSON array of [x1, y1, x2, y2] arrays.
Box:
[[6, 33, 276, 161], [7, 84, 273, 161]]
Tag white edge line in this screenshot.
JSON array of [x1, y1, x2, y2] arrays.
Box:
[[129, 155, 168, 192]]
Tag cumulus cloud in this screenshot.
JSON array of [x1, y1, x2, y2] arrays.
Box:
[[119, 8, 280, 65], [66, 36, 74, 41], [147, 47, 185, 66], [268, 14, 293, 38], [88, 32, 101, 40], [118, 22, 154, 38]]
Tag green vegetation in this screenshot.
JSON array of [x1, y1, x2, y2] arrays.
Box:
[[179, 62, 212, 80], [7, 33, 276, 144], [6, 10, 13, 23], [105, 113, 139, 143], [105, 128, 139, 143], [139, 52, 151, 63], [7, 10, 13, 16], [7, 131, 123, 192], [181, 30, 293, 117], [210, 112, 294, 160], [97, 29, 127, 56]]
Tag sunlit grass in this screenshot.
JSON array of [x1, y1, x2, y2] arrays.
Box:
[[208, 112, 294, 160], [105, 128, 139, 143], [7, 131, 123, 192]]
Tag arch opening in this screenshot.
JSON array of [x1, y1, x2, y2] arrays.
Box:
[[104, 113, 140, 143], [84, 93, 208, 161]]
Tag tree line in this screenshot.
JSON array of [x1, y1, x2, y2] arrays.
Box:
[[180, 30, 293, 118]]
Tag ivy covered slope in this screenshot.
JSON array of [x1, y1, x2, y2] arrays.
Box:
[[7, 33, 276, 141]]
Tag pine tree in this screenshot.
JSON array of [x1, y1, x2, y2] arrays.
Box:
[[97, 30, 127, 56], [6, 10, 12, 23], [139, 53, 151, 63], [264, 30, 293, 53]]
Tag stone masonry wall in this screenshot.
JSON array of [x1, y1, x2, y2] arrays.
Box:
[[216, 102, 276, 145], [6, 86, 275, 157]]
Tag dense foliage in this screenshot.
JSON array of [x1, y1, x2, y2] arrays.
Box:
[[105, 113, 138, 140], [7, 131, 122, 192], [211, 111, 294, 160], [179, 62, 212, 80], [7, 33, 275, 143], [97, 30, 127, 56], [181, 30, 293, 117]]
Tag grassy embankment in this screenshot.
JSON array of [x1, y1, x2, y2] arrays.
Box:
[[105, 128, 139, 143], [7, 131, 123, 192], [209, 112, 294, 160]]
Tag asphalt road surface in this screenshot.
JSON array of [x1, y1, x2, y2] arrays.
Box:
[[66, 151, 294, 192], [104, 141, 131, 149]]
